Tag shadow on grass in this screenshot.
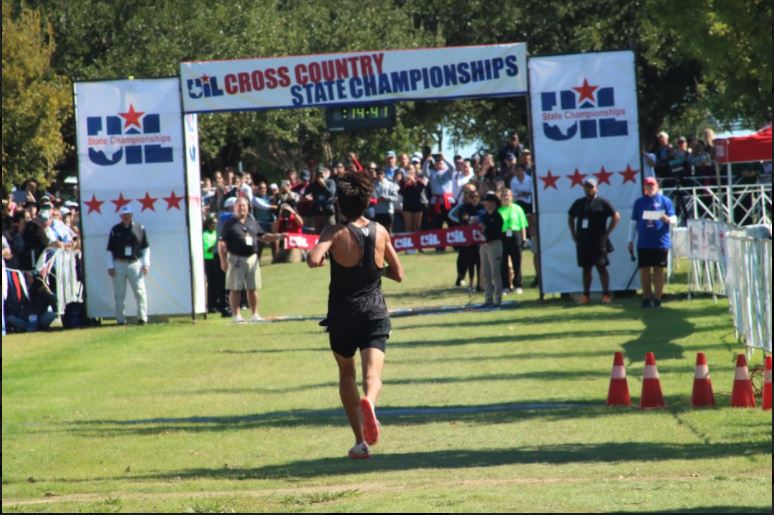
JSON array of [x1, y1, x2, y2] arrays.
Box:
[[647, 508, 771, 514], [60, 401, 618, 437], [75, 441, 771, 482], [621, 304, 697, 361], [159, 367, 623, 397]]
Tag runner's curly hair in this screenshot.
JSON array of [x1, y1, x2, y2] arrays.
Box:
[[336, 171, 373, 220]]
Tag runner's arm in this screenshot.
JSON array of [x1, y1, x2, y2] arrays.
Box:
[[307, 225, 337, 268], [382, 230, 404, 282]]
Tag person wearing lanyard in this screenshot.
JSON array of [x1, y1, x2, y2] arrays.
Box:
[[567, 178, 621, 305], [218, 197, 283, 323], [498, 189, 528, 294], [479, 191, 505, 307], [106, 205, 150, 325]]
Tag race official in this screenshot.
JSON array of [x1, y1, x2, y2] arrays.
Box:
[[217, 197, 282, 323], [567, 177, 620, 304], [628, 177, 677, 308], [107, 205, 150, 325]]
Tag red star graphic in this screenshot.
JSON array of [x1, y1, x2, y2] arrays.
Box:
[[118, 104, 145, 129], [84, 194, 105, 214], [201, 74, 210, 83], [163, 190, 183, 210], [111, 193, 133, 212], [593, 166, 614, 185], [540, 170, 560, 190], [619, 164, 638, 184], [566, 168, 587, 188], [573, 78, 599, 104], [138, 191, 158, 212]]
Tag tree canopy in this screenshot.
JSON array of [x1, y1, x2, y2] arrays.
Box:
[[3, 0, 770, 188]]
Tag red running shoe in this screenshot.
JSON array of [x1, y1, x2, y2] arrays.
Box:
[[360, 398, 381, 445]]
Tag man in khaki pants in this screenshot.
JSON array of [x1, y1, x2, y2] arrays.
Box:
[[107, 205, 150, 325], [218, 197, 283, 323], [478, 191, 505, 306]]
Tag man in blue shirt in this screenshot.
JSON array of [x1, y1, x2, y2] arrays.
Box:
[[628, 177, 677, 308]]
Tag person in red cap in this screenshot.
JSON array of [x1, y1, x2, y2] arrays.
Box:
[[628, 177, 677, 308]]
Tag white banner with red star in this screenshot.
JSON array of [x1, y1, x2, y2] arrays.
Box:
[[529, 51, 641, 295], [75, 78, 203, 318]]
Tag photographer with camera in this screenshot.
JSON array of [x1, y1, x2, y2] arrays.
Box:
[[309, 167, 337, 233]]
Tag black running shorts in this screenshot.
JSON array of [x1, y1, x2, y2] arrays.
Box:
[[637, 248, 669, 268], [328, 317, 391, 358]]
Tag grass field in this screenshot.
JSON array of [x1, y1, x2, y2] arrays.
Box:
[[2, 251, 772, 512]]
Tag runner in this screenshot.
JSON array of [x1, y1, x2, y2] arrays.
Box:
[[307, 171, 404, 459]]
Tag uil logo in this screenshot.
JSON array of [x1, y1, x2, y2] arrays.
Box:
[[187, 75, 225, 99], [540, 78, 628, 141], [86, 104, 174, 166]]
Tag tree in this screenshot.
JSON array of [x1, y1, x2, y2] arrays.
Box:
[[2, 1, 71, 195]]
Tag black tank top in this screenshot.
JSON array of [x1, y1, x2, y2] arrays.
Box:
[[327, 221, 388, 322]]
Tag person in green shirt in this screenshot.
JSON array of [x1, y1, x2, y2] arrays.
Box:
[[498, 188, 528, 294], [202, 214, 221, 314]]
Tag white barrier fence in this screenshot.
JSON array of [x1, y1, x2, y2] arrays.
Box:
[[724, 230, 772, 354], [673, 220, 771, 354], [35, 249, 83, 316], [662, 183, 771, 226]]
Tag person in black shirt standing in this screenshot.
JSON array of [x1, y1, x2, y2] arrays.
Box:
[[307, 172, 404, 460], [217, 197, 283, 323], [107, 205, 150, 325], [479, 191, 505, 306], [567, 178, 621, 304]]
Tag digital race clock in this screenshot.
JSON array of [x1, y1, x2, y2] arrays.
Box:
[[326, 104, 396, 132]]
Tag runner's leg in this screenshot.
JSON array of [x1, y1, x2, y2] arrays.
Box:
[[361, 347, 385, 404], [333, 352, 364, 443]]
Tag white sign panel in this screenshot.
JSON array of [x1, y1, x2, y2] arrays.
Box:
[[529, 51, 642, 294], [180, 44, 528, 113], [75, 78, 201, 318]]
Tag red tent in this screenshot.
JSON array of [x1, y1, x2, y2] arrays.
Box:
[[714, 125, 772, 163]]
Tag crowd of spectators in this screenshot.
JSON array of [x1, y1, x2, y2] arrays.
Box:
[[197, 131, 538, 312], [3, 126, 759, 324], [2, 179, 81, 332]]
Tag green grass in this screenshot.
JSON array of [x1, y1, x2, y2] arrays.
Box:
[[2, 252, 771, 512]]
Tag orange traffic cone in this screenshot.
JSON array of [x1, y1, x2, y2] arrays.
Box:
[[761, 355, 771, 411], [606, 352, 631, 406], [691, 353, 715, 408], [640, 352, 665, 408], [730, 354, 756, 408]]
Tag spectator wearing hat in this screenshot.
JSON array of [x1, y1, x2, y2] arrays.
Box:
[[107, 205, 150, 325], [479, 191, 505, 306], [373, 167, 400, 233], [383, 150, 398, 181], [567, 177, 620, 304], [628, 177, 676, 308]]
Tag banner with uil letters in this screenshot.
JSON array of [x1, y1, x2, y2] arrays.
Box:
[[529, 51, 642, 295], [180, 44, 528, 113], [75, 78, 204, 319]]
